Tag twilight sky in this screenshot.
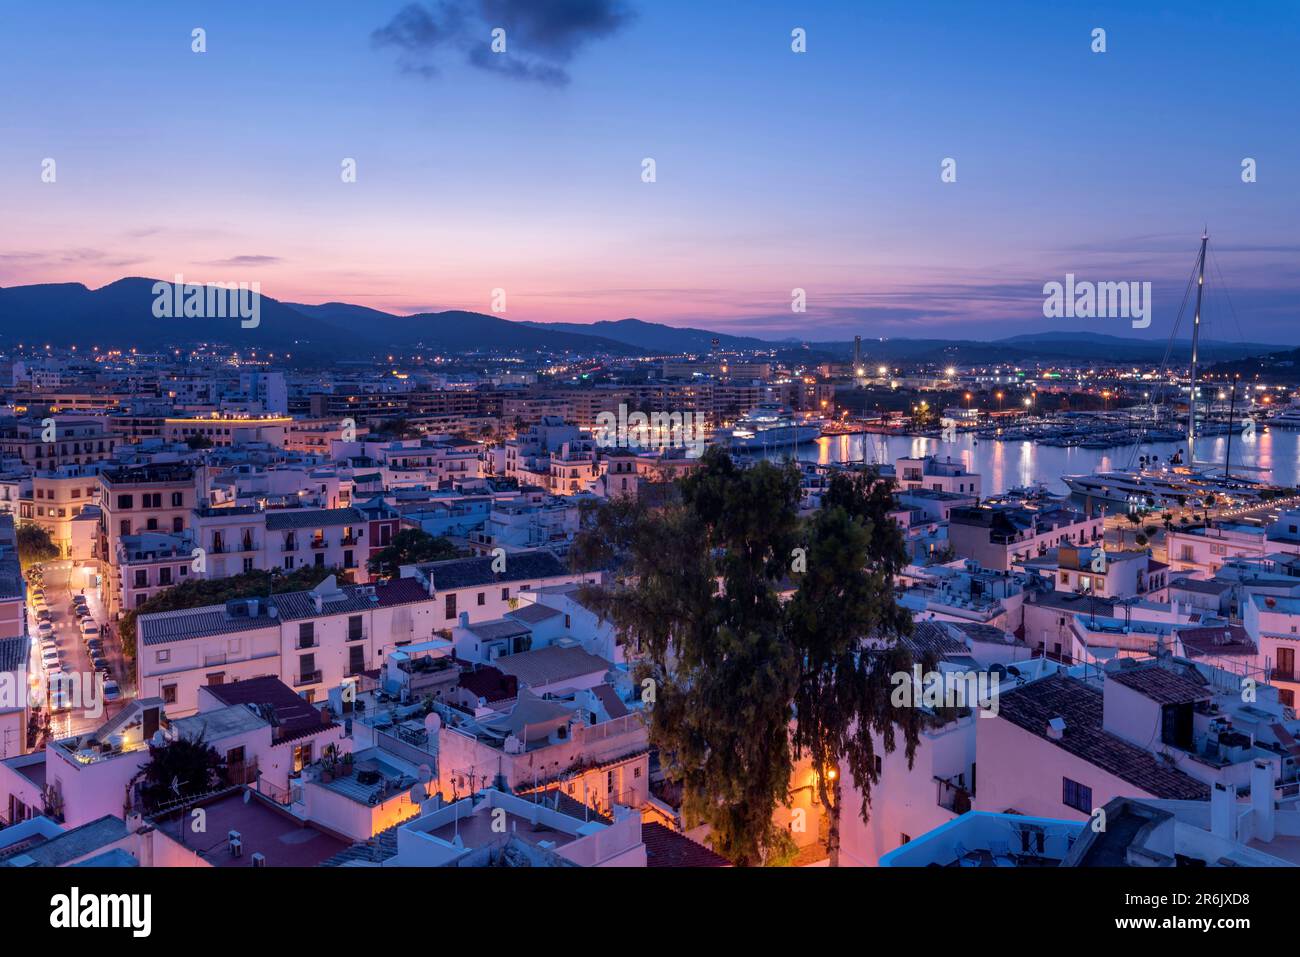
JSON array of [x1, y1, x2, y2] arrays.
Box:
[[1, 0, 1297, 343]]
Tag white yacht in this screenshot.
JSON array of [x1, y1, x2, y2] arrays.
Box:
[[715, 404, 823, 451]]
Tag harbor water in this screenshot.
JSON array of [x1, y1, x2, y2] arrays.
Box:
[[753, 428, 1300, 497]]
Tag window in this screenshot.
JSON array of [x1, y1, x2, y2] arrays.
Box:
[[156, 649, 170, 663], [1063, 777, 1092, 814], [900, 834, 911, 845], [348, 644, 365, 676], [173, 517, 183, 533], [292, 742, 313, 773], [298, 622, 314, 648], [162, 684, 177, 704], [117, 494, 134, 509], [501, 588, 509, 601], [445, 593, 457, 620], [159, 567, 172, 586], [206, 672, 224, 686], [347, 615, 363, 641], [134, 570, 148, 588], [477, 592, 485, 606], [172, 491, 184, 507]]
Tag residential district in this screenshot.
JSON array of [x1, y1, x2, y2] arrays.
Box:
[[1, 342, 1299, 869]]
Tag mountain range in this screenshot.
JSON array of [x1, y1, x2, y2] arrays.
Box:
[[0, 278, 1284, 365]]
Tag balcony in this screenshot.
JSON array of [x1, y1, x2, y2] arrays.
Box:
[[346, 630, 367, 643], [294, 670, 322, 687], [341, 534, 358, 546], [310, 539, 327, 550], [282, 541, 298, 552], [935, 775, 973, 814], [296, 638, 317, 650]]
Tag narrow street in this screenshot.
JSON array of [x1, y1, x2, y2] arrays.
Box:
[[32, 559, 131, 740]]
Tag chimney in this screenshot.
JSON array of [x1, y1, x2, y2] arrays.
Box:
[[1251, 760, 1275, 844], [1046, 716, 1066, 740], [1210, 781, 1237, 841]]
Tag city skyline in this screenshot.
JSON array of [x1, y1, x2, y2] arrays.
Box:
[[2, 1, 1298, 340]]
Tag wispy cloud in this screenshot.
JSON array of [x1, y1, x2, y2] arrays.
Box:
[[199, 255, 284, 267]]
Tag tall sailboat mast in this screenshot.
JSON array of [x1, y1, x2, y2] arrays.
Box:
[[1187, 228, 1209, 467]]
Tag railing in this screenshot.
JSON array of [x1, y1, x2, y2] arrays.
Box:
[[346, 630, 367, 643], [282, 541, 297, 552], [311, 539, 327, 550], [295, 670, 322, 687], [341, 535, 358, 545], [935, 775, 972, 814], [296, 638, 317, 650]]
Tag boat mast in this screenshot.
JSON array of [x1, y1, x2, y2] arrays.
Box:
[[1188, 228, 1209, 467]]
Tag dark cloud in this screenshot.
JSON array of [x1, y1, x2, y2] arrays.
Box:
[[372, 0, 634, 86]]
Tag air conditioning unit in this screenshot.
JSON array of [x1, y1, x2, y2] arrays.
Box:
[[251, 852, 266, 867]]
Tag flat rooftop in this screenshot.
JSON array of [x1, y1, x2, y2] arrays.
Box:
[[155, 791, 350, 867]]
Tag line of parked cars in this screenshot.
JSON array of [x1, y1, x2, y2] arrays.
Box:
[[28, 564, 121, 711]]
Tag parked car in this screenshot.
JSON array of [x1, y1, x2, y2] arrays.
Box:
[[40, 648, 61, 669], [102, 680, 122, 703], [37, 622, 53, 637], [80, 623, 100, 640], [91, 655, 109, 672]]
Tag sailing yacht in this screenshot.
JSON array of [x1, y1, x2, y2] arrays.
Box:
[[1063, 230, 1270, 511]]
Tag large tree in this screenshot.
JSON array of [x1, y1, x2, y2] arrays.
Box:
[[784, 469, 927, 866], [572, 448, 803, 864], [574, 450, 925, 865]]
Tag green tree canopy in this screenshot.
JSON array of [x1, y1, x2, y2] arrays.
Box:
[[16, 522, 59, 569], [367, 528, 460, 578]]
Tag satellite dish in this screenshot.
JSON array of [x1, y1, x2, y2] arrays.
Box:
[[417, 763, 433, 783], [424, 713, 441, 734], [150, 730, 166, 748]]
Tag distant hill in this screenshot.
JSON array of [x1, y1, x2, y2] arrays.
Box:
[[285, 302, 642, 355], [996, 331, 1284, 363], [0, 280, 644, 357], [519, 317, 769, 353], [1205, 348, 1300, 381]]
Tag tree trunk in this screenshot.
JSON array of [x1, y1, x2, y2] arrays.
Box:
[[825, 776, 842, 867]]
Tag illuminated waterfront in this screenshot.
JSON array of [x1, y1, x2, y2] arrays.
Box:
[[761, 428, 1300, 496]]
